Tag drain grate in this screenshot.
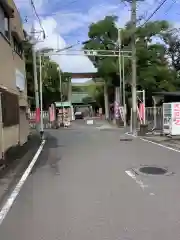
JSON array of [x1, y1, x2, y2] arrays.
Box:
[[139, 166, 168, 175], [120, 138, 133, 141]]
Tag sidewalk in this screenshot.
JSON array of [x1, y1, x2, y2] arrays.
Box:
[[142, 133, 180, 150], [0, 132, 42, 207]]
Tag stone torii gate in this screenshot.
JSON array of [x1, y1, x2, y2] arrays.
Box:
[[65, 72, 103, 102]]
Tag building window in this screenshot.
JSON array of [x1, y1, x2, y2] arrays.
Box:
[[1, 90, 19, 127], [13, 37, 23, 57], [0, 5, 10, 40]]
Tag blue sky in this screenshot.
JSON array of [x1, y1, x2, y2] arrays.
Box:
[[15, 0, 180, 82]]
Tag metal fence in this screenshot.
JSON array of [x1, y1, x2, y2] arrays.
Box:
[[145, 106, 163, 131], [29, 111, 52, 129]]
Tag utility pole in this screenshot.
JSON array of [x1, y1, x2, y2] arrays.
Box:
[[118, 28, 122, 104], [59, 69, 62, 103], [39, 53, 44, 139], [122, 56, 126, 127], [58, 68, 63, 126], [131, 0, 137, 135], [31, 23, 40, 132]]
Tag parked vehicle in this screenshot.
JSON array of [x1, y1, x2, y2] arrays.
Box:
[[75, 111, 84, 119]]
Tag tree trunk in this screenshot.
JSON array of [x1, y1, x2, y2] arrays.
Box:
[[104, 82, 109, 120]]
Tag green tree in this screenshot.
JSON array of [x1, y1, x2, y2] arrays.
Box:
[[84, 16, 119, 119], [122, 20, 176, 102], [84, 17, 179, 113], [23, 40, 67, 108]]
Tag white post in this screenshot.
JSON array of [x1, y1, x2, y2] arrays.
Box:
[[130, 108, 132, 133], [0, 93, 4, 159], [58, 68, 63, 126], [31, 23, 40, 133], [152, 96, 157, 130], [122, 56, 126, 127], [39, 54, 44, 138], [118, 28, 122, 104], [142, 89, 146, 124]]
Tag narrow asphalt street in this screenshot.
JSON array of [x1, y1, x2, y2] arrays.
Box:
[[0, 120, 180, 239]]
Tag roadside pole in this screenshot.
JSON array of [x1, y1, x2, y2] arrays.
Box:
[[142, 89, 146, 124], [31, 23, 40, 133], [118, 28, 122, 104], [58, 68, 63, 126], [122, 56, 126, 127], [131, 0, 137, 135], [39, 53, 44, 139]]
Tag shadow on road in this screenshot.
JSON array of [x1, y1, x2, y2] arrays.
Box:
[[32, 132, 64, 175]]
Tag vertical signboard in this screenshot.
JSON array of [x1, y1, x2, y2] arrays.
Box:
[[172, 103, 180, 135], [163, 103, 172, 135], [35, 108, 40, 123], [114, 101, 120, 119], [139, 103, 145, 124]]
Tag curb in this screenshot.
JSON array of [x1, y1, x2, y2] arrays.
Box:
[[0, 134, 43, 208]]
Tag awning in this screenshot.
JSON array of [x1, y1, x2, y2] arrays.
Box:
[[0, 0, 14, 18]]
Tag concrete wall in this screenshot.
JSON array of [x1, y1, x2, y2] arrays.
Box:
[[3, 125, 19, 151], [0, 0, 29, 157], [19, 108, 29, 145]]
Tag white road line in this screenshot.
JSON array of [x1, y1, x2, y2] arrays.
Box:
[[125, 132, 137, 137], [125, 170, 148, 190], [0, 139, 46, 225], [140, 137, 180, 153], [125, 132, 180, 153]]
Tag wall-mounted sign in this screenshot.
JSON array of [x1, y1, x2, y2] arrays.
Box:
[[163, 102, 180, 135], [15, 69, 25, 91]]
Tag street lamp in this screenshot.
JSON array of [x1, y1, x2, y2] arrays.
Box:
[[118, 28, 122, 105], [57, 66, 65, 127], [57, 66, 62, 105], [37, 47, 55, 139]]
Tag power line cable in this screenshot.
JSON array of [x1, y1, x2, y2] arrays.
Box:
[[140, 0, 169, 26], [24, 0, 80, 18], [30, 0, 46, 38], [118, 0, 170, 49], [164, 0, 176, 14], [136, 0, 163, 24]]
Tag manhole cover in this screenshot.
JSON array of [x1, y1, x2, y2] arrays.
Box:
[[139, 166, 168, 175]]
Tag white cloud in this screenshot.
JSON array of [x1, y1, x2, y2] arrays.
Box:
[[32, 17, 97, 76], [16, 0, 168, 82], [32, 2, 132, 79], [54, 3, 130, 35], [15, 0, 139, 81]]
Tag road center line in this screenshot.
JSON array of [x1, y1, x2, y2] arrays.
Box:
[[125, 170, 148, 190], [0, 139, 46, 225]]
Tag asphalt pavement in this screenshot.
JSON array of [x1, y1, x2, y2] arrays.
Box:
[[0, 120, 180, 239]]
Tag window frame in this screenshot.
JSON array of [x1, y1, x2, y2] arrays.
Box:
[[1, 89, 20, 127], [13, 36, 23, 58], [0, 4, 10, 42]]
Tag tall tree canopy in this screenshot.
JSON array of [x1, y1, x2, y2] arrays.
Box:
[[23, 41, 68, 108], [84, 16, 180, 106]]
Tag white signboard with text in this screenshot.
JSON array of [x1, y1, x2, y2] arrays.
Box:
[[15, 69, 25, 91], [163, 102, 180, 135], [171, 102, 180, 135]]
